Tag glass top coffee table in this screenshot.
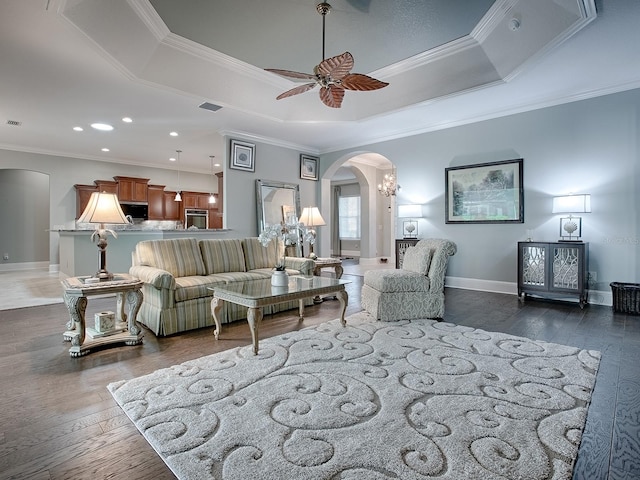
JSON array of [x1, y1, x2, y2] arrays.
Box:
[[208, 275, 350, 355]]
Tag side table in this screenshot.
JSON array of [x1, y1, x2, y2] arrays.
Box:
[[61, 274, 144, 357], [312, 257, 344, 302]]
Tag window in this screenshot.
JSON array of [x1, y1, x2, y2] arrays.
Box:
[[338, 195, 360, 239]]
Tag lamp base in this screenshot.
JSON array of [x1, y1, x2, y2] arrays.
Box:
[[558, 239, 583, 243], [95, 270, 114, 281]]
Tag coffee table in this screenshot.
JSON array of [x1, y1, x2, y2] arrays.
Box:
[[209, 275, 350, 354]]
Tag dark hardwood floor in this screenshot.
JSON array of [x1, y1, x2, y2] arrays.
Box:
[[0, 275, 638, 479]]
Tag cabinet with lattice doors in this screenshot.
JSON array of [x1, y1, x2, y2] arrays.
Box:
[[517, 242, 589, 308]]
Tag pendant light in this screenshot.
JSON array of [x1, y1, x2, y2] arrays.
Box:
[[174, 150, 182, 202], [208, 155, 216, 204]]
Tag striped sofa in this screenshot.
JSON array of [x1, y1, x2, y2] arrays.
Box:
[[129, 237, 314, 336]]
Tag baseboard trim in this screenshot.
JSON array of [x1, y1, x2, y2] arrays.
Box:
[[0, 261, 50, 273], [445, 276, 612, 306]]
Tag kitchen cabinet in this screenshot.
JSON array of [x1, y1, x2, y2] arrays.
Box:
[[163, 191, 181, 221], [74, 185, 97, 219], [395, 238, 420, 268], [94, 180, 117, 194], [114, 176, 149, 203], [147, 185, 165, 220], [182, 191, 212, 209], [75, 175, 223, 224], [517, 241, 589, 308]]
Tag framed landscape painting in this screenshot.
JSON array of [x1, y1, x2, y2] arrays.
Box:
[[445, 158, 524, 224]]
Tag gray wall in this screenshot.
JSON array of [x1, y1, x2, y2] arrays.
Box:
[[320, 88, 640, 297], [0, 169, 49, 265], [223, 136, 318, 237]]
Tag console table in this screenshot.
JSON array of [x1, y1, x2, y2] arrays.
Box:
[[395, 238, 419, 268], [517, 241, 589, 308], [61, 274, 144, 357]]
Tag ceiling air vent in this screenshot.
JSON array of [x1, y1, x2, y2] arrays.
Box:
[[198, 102, 222, 112], [6, 120, 22, 126]]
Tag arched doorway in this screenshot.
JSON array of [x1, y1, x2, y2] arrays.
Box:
[[0, 169, 50, 270], [320, 152, 396, 265]]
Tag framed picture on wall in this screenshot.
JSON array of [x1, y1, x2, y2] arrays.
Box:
[[300, 154, 319, 180], [445, 158, 524, 224], [229, 139, 255, 172]]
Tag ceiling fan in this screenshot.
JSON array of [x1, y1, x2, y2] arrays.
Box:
[[265, 2, 389, 108]]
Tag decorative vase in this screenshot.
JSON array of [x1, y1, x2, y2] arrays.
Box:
[[271, 269, 288, 287]]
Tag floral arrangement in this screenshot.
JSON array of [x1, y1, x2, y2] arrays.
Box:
[[258, 218, 315, 270]]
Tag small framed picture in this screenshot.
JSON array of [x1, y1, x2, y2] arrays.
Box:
[[403, 220, 418, 239], [230, 139, 255, 172], [300, 154, 319, 181]]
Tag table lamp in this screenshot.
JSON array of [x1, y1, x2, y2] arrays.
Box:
[[299, 206, 326, 258], [78, 191, 131, 280], [398, 204, 423, 239], [552, 194, 591, 242]]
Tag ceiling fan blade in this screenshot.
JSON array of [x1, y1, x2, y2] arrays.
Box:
[[276, 83, 317, 100], [319, 85, 345, 108], [341, 73, 389, 91], [265, 69, 316, 81], [316, 52, 354, 80]]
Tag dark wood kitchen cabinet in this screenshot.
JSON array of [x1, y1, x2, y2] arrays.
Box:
[[114, 176, 149, 203], [163, 191, 181, 221], [147, 185, 166, 220]]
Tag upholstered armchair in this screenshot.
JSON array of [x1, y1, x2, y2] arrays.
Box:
[[361, 238, 457, 321]]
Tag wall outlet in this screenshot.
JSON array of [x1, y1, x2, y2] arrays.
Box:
[[588, 271, 597, 286], [3, 254, 8, 261]]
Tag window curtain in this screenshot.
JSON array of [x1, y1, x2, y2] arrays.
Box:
[[331, 185, 341, 257]]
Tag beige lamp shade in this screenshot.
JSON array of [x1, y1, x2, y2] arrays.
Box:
[[300, 207, 326, 227], [78, 192, 130, 224]]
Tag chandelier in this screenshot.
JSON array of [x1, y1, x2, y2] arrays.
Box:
[[378, 171, 399, 197]]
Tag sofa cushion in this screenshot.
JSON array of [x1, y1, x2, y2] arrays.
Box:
[[364, 269, 429, 292], [242, 238, 278, 270], [174, 276, 225, 302], [135, 238, 206, 278], [199, 239, 247, 274], [402, 246, 432, 275]]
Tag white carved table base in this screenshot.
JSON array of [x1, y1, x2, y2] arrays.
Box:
[[62, 275, 144, 357]]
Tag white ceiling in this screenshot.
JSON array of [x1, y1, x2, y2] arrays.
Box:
[[1, 0, 639, 175]]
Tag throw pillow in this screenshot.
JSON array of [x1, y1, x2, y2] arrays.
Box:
[[402, 246, 432, 275]]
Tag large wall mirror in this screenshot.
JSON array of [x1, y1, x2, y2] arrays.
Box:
[[255, 179, 302, 257]]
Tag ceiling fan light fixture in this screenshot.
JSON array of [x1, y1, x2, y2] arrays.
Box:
[[265, 2, 388, 108]]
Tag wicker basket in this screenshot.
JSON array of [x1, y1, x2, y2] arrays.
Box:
[[610, 282, 640, 315]]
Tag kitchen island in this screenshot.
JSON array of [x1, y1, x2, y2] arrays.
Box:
[[57, 229, 237, 277]]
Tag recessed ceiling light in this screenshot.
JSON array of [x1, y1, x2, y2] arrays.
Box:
[[122, 117, 133, 123], [91, 123, 114, 131], [169, 157, 176, 162], [169, 131, 179, 137], [101, 148, 110, 152], [73, 126, 83, 132], [214, 163, 221, 167]]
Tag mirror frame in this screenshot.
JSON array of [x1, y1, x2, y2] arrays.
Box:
[[255, 179, 303, 257]]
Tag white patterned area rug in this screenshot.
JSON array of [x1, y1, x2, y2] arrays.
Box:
[[108, 312, 601, 480]]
